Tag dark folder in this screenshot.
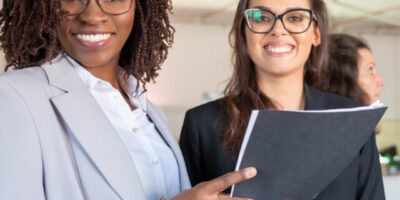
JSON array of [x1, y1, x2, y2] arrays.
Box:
[[231, 106, 387, 200]]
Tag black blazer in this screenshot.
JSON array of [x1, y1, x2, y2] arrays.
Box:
[[179, 85, 385, 200]]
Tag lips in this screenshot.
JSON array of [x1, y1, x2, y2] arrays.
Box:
[[264, 41, 295, 56], [73, 33, 114, 49], [76, 33, 111, 42], [265, 45, 294, 53]]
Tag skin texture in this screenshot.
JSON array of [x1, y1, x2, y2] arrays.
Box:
[[357, 48, 385, 105], [57, 0, 135, 87], [245, 0, 321, 110]]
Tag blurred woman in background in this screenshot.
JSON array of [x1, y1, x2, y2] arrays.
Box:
[[321, 33, 385, 105]]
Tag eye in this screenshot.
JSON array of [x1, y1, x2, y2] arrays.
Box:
[[259, 16, 272, 22], [248, 10, 272, 23], [288, 16, 303, 22], [367, 66, 375, 75]]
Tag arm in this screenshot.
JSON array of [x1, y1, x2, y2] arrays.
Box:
[[357, 134, 385, 200], [0, 78, 45, 200], [179, 110, 204, 186]]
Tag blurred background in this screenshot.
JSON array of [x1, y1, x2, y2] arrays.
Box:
[[147, 0, 400, 150], [0, 0, 399, 197]]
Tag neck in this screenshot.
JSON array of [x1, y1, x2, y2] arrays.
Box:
[[257, 71, 305, 110], [84, 64, 121, 91]]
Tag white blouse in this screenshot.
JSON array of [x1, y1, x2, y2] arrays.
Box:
[[69, 57, 181, 200]]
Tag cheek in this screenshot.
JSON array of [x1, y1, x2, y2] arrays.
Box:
[[245, 29, 264, 57], [297, 33, 313, 54], [118, 12, 135, 36], [245, 29, 255, 50], [56, 21, 71, 49], [358, 76, 374, 94]]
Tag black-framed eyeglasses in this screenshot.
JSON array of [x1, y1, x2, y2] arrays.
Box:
[[244, 8, 317, 34], [61, 0, 133, 15]]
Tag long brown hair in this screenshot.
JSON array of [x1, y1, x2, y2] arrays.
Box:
[[222, 0, 330, 156], [320, 34, 369, 105], [0, 0, 174, 91]]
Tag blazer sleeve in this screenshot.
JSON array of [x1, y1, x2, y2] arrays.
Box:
[[357, 134, 385, 200], [0, 78, 45, 200], [179, 110, 204, 186]]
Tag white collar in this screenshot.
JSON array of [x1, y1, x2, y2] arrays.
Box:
[[66, 55, 147, 111]]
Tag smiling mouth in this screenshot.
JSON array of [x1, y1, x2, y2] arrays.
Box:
[[73, 33, 113, 49], [265, 45, 294, 54], [76, 33, 112, 42]]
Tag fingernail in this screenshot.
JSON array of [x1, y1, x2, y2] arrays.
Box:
[[246, 167, 257, 177]]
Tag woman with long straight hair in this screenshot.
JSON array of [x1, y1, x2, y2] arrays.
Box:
[[180, 0, 385, 198]]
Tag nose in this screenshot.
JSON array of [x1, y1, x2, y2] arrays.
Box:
[[269, 18, 288, 36], [376, 73, 385, 87], [78, 0, 107, 25]]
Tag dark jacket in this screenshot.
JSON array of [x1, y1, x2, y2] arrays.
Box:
[[179, 85, 385, 200]]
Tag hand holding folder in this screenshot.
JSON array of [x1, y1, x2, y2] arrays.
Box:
[[231, 106, 387, 200]]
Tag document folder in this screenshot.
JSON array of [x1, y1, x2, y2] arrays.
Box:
[[231, 106, 387, 199]]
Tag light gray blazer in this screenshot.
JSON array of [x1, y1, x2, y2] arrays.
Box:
[[0, 55, 191, 200]]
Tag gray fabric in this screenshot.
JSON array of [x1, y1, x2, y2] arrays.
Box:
[[0, 55, 191, 200]]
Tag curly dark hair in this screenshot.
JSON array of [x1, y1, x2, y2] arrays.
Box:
[[319, 33, 369, 105], [0, 0, 174, 89]]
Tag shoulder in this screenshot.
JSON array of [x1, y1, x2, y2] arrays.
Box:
[[0, 67, 53, 120], [182, 98, 226, 134], [306, 86, 360, 110], [0, 67, 48, 91], [185, 98, 224, 119]]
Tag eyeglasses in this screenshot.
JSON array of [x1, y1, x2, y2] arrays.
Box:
[[61, 0, 133, 15], [244, 8, 317, 34]]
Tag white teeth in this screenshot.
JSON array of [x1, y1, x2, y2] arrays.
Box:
[[76, 34, 111, 42], [266, 45, 293, 53]]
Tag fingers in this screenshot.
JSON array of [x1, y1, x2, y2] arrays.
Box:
[[203, 167, 257, 194], [217, 193, 230, 198]]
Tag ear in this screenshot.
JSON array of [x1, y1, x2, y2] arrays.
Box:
[[312, 26, 321, 47]]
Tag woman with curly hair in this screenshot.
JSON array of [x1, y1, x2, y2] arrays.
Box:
[[321, 33, 385, 106], [0, 0, 256, 199]]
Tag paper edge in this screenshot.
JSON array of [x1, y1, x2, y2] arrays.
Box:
[[286, 105, 385, 113], [230, 110, 259, 197]]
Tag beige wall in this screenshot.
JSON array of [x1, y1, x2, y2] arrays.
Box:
[[146, 22, 233, 107], [147, 23, 400, 148], [147, 22, 400, 120]]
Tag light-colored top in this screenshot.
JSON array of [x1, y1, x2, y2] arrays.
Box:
[[70, 57, 181, 200], [0, 55, 191, 200]]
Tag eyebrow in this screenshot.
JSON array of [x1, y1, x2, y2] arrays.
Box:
[[252, 6, 309, 12]]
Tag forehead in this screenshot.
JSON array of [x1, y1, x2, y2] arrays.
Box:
[[247, 0, 311, 13], [358, 48, 374, 64]]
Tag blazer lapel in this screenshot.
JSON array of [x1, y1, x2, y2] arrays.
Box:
[[42, 55, 146, 200], [146, 101, 191, 190]]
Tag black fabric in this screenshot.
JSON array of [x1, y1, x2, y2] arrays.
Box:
[[179, 85, 385, 200]]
